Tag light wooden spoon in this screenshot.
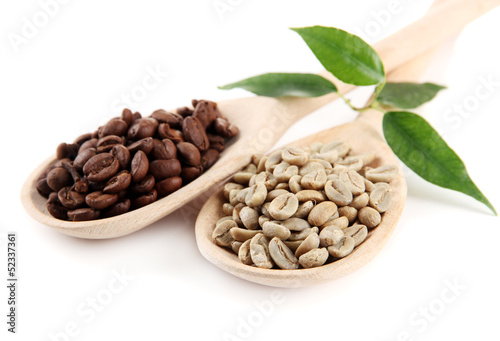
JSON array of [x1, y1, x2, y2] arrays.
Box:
[[21, 0, 500, 239]]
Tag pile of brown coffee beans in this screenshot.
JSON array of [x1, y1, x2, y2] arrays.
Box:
[[36, 100, 238, 221]]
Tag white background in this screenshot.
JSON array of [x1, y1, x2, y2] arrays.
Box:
[[1, 0, 500, 340]]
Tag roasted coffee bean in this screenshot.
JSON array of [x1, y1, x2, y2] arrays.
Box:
[[36, 178, 53, 197], [121, 108, 134, 126], [162, 139, 177, 159], [157, 123, 184, 143], [74, 133, 92, 146], [58, 187, 86, 209], [127, 137, 154, 155], [46, 167, 73, 192], [74, 178, 89, 194], [79, 138, 98, 152], [130, 189, 158, 208], [61, 160, 82, 183], [176, 106, 194, 117], [83, 153, 120, 182], [207, 134, 225, 152], [176, 142, 201, 166], [85, 191, 118, 209], [155, 176, 182, 197], [201, 149, 219, 170], [151, 109, 183, 127], [46, 192, 69, 220], [99, 118, 128, 137], [103, 199, 131, 218], [56, 143, 79, 160], [149, 159, 181, 180], [214, 117, 239, 138], [131, 111, 142, 121], [180, 166, 203, 183], [103, 170, 132, 194], [151, 139, 170, 160], [130, 150, 149, 182], [127, 118, 158, 140], [96, 135, 123, 153], [182, 116, 209, 151], [192, 100, 216, 128], [67, 208, 100, 221], [130, 174, 155, 194], [73, 148, 97, 170], [110, 145, 131, 170]]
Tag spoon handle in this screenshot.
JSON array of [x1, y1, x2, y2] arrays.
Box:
[[283, 0, 500, 121]]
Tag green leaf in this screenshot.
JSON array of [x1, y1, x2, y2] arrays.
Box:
[[218, 73, 337, 97], [290, 26, 385, 86], [377, 82, 446, 109], [383, 111, 496, 215]]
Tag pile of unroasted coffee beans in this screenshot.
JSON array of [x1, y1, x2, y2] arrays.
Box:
[[36, 99, 238, 221], [212, 141, 397, 269]]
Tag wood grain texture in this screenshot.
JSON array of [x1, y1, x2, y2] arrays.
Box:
[[21, 0, 500, 239]]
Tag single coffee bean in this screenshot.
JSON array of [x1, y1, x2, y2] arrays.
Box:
[[238, 239, 253, 265], [232, 241, 243, 254], [245, 183, 267, 208], [127, 118, 159, 140], [343, 224, 368, 247], [85, 191, 118, 209], [238, 207, 259, 230], [212, 219, 237, 247], [36, 178, 53, 197], [295, 190, 326, 203], [182, 116, 209, 151], [214, 117, 239, 138], [282, 147, 309, 166], [328, 236, 355, 258], [250, 233, 273, 269], [103, 199, 131, 218], [67, 208, 100, 221], [151, 109, 183, 127], [365, 164, 399, 183], [176, 106, 193, 117], [266, 189, 290, 202], [369, 185, 392, 213], [120, 108, 134, 126], [130, 174, 155, 194], [269, 237, 299, 270], [149, 159, 181, 180], [58, 187, 86, 209], [293, 200, 314, 219], [207, 134, 225, 152], [299, 161, 324, 176], [130, 150, 149, 182], [319, 225, 344, 247], [321, 216, 349, 230], [97, 135, 123, 153], [110, 145, 131, 170], [350, 192, 369, 210], [321, 141, 350, 158], [157, 123, 183, 143], [74, 133, 92, 146], [268, 193, 298, 220], [338, 206, 358, 224], [155, 176, 182, 197], [176, 142, 201, 166], [201, 149, 219, 170], [295, 233, 320, 258], [336, 156, 363, 171], [162, 139, 177, 159], [99, 118, 128, 137], [192, 100, 217, 129], [46, 192, 69, 220], [300, 168, 327, 190], [288, 227, 319, 241], [150, 139, 170, 160], [230, 227, 261, 242], [103, 170, 132, 194], [339, 169, 366, 196], [298, 248, 329, 268], [73, 148, 97, 170], [308, 201, 338, 226], [56, 143, 79, 160], [127, 137, 154, 155], [61, 160, 82, 183], [83, 153, 120, 182], [131, 111, 142, 121], [273, 162, 298, 183], [325, 179, 353, 206], [46, 167, 73, 192], [223, 183, 244, 200], [281, 217, 311, 232], [180, 166, 203, 183], [79, 138, 98, 153], [358, 206, 381, 228], [262, 221, 291, 240], [131, 189, 157, 209]]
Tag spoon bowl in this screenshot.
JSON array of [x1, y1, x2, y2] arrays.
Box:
[[195, 110, 406, 287]]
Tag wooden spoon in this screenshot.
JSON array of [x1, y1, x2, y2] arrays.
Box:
[[21, 0, 500, 239], [194, 48, 437, 287]]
